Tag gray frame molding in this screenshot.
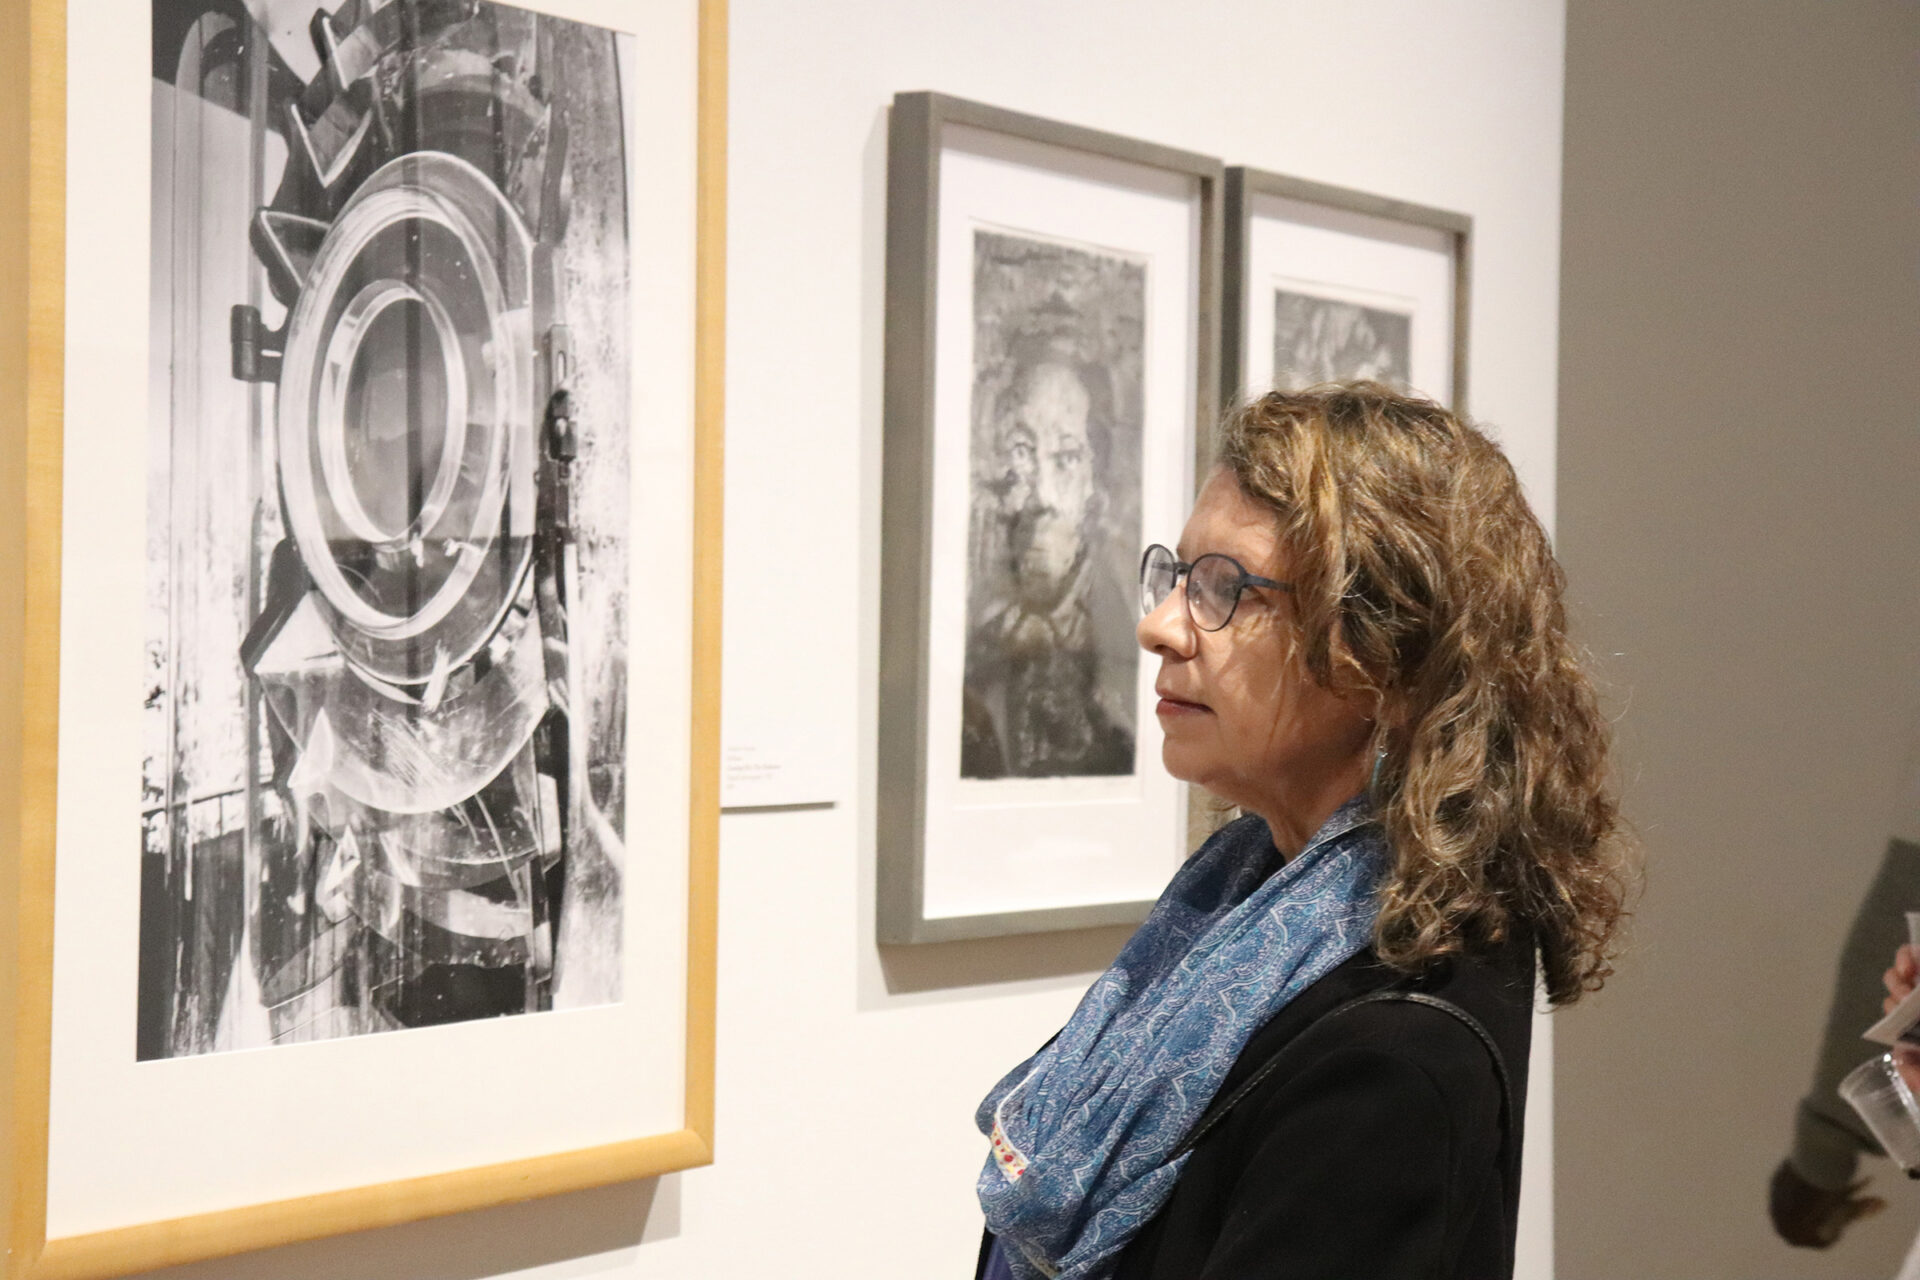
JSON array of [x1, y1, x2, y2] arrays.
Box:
[[1223, 167, 1473, 415], [877, 91, 1224, 945]]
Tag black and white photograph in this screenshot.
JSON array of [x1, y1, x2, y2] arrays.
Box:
[[141, 0, 633, 1060], [960, 230, 1144, 782], [1271, 286, 1413, 390]]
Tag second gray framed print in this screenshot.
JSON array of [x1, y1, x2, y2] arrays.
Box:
[[1223, 168, 1471, 411], [878, 93, 1222, 944]]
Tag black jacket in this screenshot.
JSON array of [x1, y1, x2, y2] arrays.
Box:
[[978, 934, 1534, 1280], [1113, 935, 1534, 1279]]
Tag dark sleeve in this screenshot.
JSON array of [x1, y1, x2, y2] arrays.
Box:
[[1192, 1023, 1501, 1279]]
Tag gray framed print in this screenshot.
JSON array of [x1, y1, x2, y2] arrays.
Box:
[[878, 92, 1223, 945], [1223, 168, 1471, 412]]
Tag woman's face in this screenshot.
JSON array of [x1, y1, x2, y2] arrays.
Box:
[[1137, 469, 1375, 827]]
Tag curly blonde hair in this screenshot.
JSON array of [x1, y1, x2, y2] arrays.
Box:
[[1216, 382, 1631, 1005]]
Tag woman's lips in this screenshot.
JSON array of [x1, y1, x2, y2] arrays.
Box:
[[1156, 695, 1210, 717]]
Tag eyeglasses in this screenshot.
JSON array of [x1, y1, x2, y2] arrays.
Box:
[[1138, 543, 1292, 632]]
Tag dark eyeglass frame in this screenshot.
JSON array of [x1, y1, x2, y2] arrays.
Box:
[[1138, 543, 1293, 632]]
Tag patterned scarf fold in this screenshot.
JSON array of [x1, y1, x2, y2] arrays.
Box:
[[975, 797, 1387, 1280]]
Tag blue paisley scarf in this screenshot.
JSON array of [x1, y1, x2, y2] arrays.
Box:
[[975, 796, 1388, 1280]]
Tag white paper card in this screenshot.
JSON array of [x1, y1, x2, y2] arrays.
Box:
[[721, 728, 839, 809]]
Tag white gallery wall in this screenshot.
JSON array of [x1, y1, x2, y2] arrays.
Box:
[[126, 3, 1569, 1277]]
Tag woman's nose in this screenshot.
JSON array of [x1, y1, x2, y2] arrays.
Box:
[[1136, 585, 1196, 657]]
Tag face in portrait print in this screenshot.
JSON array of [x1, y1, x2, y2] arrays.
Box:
[[140, 0, 632, 1059], [1272, 288, 1413, 389], [998, 364, 1097, 610], [961, 230, 1144, 781]]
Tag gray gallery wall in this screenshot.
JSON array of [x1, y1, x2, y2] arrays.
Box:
[[1554, 0, 1920, 1276]]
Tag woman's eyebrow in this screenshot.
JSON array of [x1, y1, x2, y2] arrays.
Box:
[[1177, 543, 1258, 566]]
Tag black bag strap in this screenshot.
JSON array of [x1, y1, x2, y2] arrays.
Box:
[[1167, 990, 1520, 1215]]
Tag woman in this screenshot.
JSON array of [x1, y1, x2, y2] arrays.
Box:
[[975, 383, 1631, 1280]]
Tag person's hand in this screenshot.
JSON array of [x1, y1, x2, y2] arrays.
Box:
[[1769, 1160, 1885, 1247], [1884, 943, 1919, 1014]]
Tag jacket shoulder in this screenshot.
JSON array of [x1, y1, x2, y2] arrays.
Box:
[[1246, 994, 1506, 1136]]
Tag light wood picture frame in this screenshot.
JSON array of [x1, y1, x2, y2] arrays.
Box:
[[0, 0, 725, 1275], [877, 91, 1223, 945], [1223, 166, 1472, 413]]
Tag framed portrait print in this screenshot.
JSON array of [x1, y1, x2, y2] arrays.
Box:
[[0, 0, 725, 1274], [1223, 167, 1471, 411], [877, 92, 1222, 945]]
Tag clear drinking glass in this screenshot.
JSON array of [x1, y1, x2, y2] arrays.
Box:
[[1841, 1048, 1920, 1172]]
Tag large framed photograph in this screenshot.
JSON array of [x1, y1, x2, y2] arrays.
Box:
[[877, 92, 1222, 944], [1223, 167, 1470, 411], [0, 0, 725, 1274]]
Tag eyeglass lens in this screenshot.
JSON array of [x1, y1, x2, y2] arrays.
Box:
[[1185, 558, 1243, 630], [1138, 545, 1247, 632], [1139, 544, 1179, 617]]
